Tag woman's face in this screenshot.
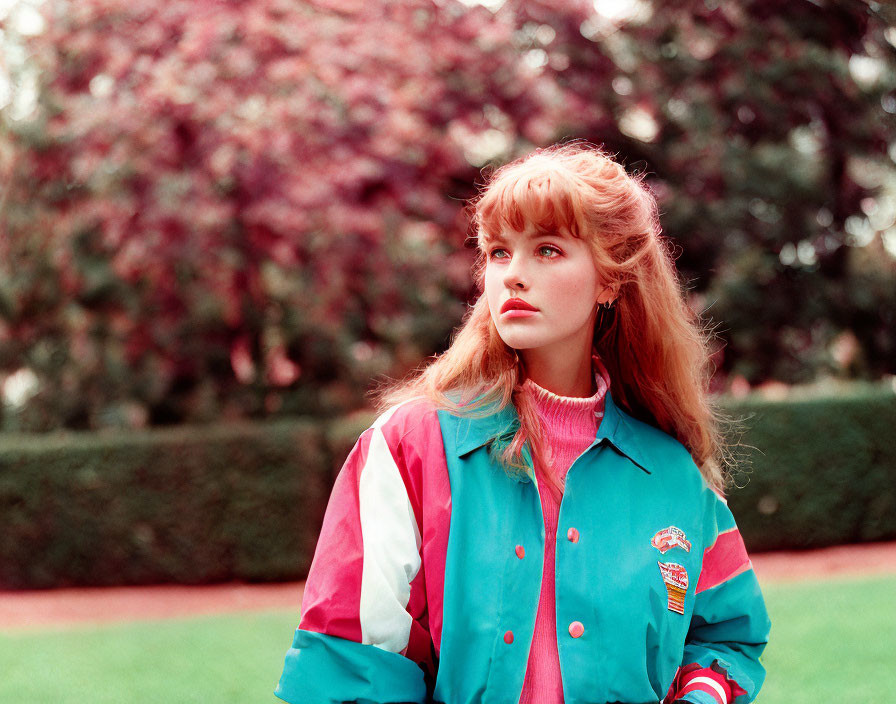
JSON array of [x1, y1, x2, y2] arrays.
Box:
[[484, 224, 614, 358]]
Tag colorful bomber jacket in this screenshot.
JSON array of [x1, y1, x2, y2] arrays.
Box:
[[276, 390, 770, 704]]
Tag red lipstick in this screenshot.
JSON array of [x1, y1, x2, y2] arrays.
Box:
[[501, 298, 538, 314]]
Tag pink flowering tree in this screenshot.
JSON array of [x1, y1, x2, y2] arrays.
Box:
[[0, 0, 596, 429], [1, 0, 894, 430]]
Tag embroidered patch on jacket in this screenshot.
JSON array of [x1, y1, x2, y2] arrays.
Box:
[[651, 526, 691, 554], [657, 562, 688, 614]]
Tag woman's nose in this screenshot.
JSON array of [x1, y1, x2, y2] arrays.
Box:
[[502, 254, 528, 289]]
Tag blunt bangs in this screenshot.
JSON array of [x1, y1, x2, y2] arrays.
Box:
[[475, 162, 588, 247]]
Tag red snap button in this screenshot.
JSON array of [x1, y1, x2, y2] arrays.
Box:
[[504, 630, 514, 644], [515, 545, 525, 559], [567, 527, 579, 543], [569, 621, 584, 638]]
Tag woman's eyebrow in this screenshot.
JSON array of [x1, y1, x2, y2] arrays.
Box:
[[489, 229, 565, 243]]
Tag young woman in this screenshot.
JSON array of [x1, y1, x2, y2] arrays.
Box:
[[275, 142, 770, 704]]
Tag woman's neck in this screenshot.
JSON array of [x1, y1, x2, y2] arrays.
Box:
[[518, 344, 596, 398]]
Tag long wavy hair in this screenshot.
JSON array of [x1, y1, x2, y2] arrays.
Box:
[[370, 141, 731, 497]]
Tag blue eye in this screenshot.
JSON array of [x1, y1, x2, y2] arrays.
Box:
[[489, 248, 509, 259], [539, 245, 561, 257]]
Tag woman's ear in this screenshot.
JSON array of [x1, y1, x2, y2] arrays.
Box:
[[597, 283, 619, 306]]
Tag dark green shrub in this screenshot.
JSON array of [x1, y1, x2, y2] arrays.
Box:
[[722, 387, 896, 551], [1, 387, 892, 588], [0, 420, 329, 588]]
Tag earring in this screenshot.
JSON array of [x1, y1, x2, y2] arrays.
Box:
[[596, 300, 614, 331]]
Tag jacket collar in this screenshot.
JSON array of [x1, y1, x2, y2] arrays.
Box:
[[453, 389, 653, 475]]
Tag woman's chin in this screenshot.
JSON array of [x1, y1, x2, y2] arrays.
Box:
[[496, 335, 545, 351]]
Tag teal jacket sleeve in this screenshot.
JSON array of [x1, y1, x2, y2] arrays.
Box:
[[669, 488, 771, 704], [276, 629, 427, 704], [274, 420, 430, 704]]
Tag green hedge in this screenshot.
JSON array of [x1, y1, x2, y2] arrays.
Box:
[[0, 420, 330, 589], [723, 387, 896, 551], [0, 388, 893, 588]]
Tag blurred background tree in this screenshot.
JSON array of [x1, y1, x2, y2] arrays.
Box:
[[0, 0, 894, 431]]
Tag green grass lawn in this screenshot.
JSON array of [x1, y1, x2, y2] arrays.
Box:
[[0, 575, 892, 703], [756, 575, 895, 703]]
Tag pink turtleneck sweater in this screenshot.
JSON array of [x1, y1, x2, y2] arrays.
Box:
[[517, 354, 611, 704]]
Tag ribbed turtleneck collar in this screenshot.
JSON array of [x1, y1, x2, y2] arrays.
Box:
[[517, 354, 611, 466], [520, 353, 610, 416]]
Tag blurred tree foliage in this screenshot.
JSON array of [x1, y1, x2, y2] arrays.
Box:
[[0, 0, 893, 430]]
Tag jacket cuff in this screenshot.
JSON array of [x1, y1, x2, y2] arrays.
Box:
[[276, 628, 427, 704], [673, 692, 721, 704], [667, 661, 748, 704]]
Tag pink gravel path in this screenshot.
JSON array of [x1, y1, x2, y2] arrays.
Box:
[[750, 540, 896, 582], [0, 581, 305, 631], [1, 541, 894, 631]]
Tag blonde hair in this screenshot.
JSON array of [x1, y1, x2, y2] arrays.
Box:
[[370, 141, 731, 498]]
